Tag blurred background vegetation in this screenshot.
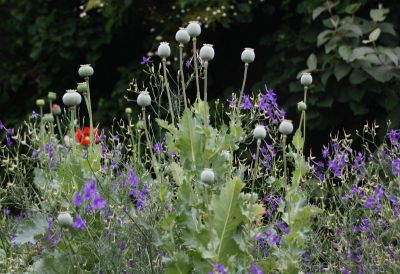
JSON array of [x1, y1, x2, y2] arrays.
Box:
[[1, 0, 399, 149]]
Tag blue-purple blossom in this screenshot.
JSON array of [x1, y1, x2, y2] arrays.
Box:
[[213, 263, 227, 274], [258, 88, 284, 124], [362, 196, 375, 209], [31, 111, 39, 119], [185, 58, 192, 68], [140, 56, 151, 65], [73, 214, 86, 230], [73, 192, 83, 206], [241, 94, 253, 110], [153, 142, 164, 154], [322, 145, 329, 159], [374, 185, 384, 201], [6, 136, 13, 147], [51, 232, 62, 248], [276, 220, 290, 234], [82, 179, 97, 200], [91, 194, 107, 210], [391, 158, 400, 176], [227, 98, 236, 107], [387, 129, 400, 145], [249, 263, 263, 274]]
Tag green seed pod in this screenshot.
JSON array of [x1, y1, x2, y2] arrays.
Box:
[[200, 168, 215, 184], [62, 89, 82, 107], [36, 99, 45, 106], [52, 104, 62, 115], [253, 125, 266, 140], [241, 48, 255, 63], [186, 21, 201, 37], [221, 150, 231, 162], [47, 92, 57, 101], [78, 64, 94, 77], [300, 73, 312, 86], [42, 113, 54, 123], [297, 101, 307, 111], [125, 107, 132, 114], [157, 42, 171, 58], [77, 82, 88, 93], [175, 27, 190, 44], [199, 44, 215, 61], [279, 119, 294, 135], [136, 120, 144, 130], [57, 212, 73, 227], [137, 91, 151, 108]]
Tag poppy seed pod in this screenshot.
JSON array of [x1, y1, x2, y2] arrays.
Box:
[[36, 99, 45, 106], [279, 120, 294, 135], [297, 101, 307, 111], [137, 91, 151, 108], [136, 120, 144, 130], [78, 64, 94, 77], [300, 73, 312, 86], [200, 168, 215, 184], [175, 28, 190, 44], [77, 82, 88, 93], [62, 89, 82, 107], [200, 44, 215, 61], [241, 48, 255, 63], [221, 150, 231, 162], [52, 104, 62, 115], [253, 125, 267, 140], [186, 21, 201, 37], [125, 107, 132, 114], [42, 113, 54, 123], [48, 92, 57, 101], [157, 42, 171, 58], [57, 212, 73, 227]]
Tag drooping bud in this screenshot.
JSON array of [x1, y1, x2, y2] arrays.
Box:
[[297, 101, 307, 111]]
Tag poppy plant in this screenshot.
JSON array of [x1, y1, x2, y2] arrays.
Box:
[[75, 127, 99, 146]]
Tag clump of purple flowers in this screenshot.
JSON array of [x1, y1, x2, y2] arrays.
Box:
[[258, 88, 285, 124]]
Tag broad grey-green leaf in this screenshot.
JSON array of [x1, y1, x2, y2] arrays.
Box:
[[306, 53, 317, 70], [370, 8, 389, 22], [349, 47, 375, 61], [379, 47, 399, 66], [317, 30, 333, 47], [349, 69, 368, 84], [312, 6, 326, 20], [13, 213, 48, 245], [364, 65, 395, 82], [338, 45, 352, 61], [378, 22, 396, 36], [292, 129, 304, 152], [345, 3, 361, 14], [334, 63, 352, 81], [369, 28, 381, 42]]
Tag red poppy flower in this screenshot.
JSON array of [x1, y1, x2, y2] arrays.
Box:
[[75, 127, 99, 146]]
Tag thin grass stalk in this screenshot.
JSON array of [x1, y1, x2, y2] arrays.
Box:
[[179, 44, 188, 109], [162, 58, 175, 125], [192, 38, 201, 100]]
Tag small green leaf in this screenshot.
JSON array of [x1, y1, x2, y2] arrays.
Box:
[[345, 3, 361, 14], [312, 6, 326, 20], [306, 53, 317, 70], [292, 129, 304, 152], [370, 8, 389, 22], [338, 45, 352, 61], [349, 69, 368, 84], [334, 63, 352, 81], [369, 28, 381, 42], [317, 30, 333, 47]]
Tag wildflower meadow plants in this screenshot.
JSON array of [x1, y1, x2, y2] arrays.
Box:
[[1, 21, 399, 274]]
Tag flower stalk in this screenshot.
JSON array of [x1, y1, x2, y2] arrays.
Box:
[[161, 58, 175, 125]]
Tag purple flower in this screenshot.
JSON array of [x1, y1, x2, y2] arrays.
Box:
[[51, 232, 62, 248], [266, 229, 280, 245], [31, 111, 39, 119], [73, 214, 86, 230], [73, 192, 83, 206], [387, 194, 398, 205], [241, 94, 253, 110], [391, 158, 400, 176], [322, 145, 329, 159], [388, 129, 400, 145], [259, 88, 284, 124], [140, 56, 151, 65], [341, 267, 350, 274], [362, 196, 375, 209], [91, 194, 107, 210], [185, 58, 192, 68], [276, 220, 290, 234], [213, 263, 227, 274], [0, 120, 4, 130], [98, 130, 106, 142], [249, 263, 263, 274], [82, 179, 97, 200], [3, 208, 10, 215], [374, 185, 384, 201], [153, 142, 164, 154], [227, 98, 236, 107], [6, 136, 13, 147]]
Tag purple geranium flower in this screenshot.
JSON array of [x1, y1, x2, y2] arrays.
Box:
[[73, 192, 83, 206], [82, 179, 97, 200], [241, 94, 253, 110], [73, 214, 86, 230], [140, 56, 151, 65], [91, 194, 107, 210], [213, 263, 227, 274], [249, 263, 263, 274]]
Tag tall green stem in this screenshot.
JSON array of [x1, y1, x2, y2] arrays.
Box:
[[179, 44, 188, 109], [162, 58, 175, 125], [203, 61, 208, 103], [282, 135, 288, 186], [237, 63, 249, 115], [56, 116, 63, 138], [251, 139, 261, 200], [142, 107, 159, 178], [192, 37, 201, 100], [85, 77, 94, 151]]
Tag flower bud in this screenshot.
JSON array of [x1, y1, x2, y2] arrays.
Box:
[[221, 150, 231, 161], [279, 120, 294, 135], [297, 101, 307, 111], [57, 212, 73, 227], [300, 73, 312, 86], [42, 113, 54, 123], [253, 125, 266, 140], [199, 44, 215, 61], [62, 89, 82, 107], [186, 21, 201, 37], [78, 64, 94, 77], [175, 28, 190, 44], [157, 42, 171, 58], [47, 92, 57, 101], [200, 168, 215, 184], [77, 82, 88, 93], [64, 135, 71, 147], [36, 99, 45, 106], [125, 107, 132, 114], [52, 104, 62, 115], [241, 48, 255, 63], [137, 91, 151, 108], [136, 120, 144, 130]]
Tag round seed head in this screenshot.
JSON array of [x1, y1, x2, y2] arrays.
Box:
[[253, 125, 267, 140], [199, 44, 215, 61], [125, 107, 132, 114], [186, 21, 201, 37], [200, 168, 215, 184], [78, 64, 94, 77], [175, 28, 190, 44], [241, 48, 255, 63], [47, 91, 57, 101], [57, 212, 73, 227], [42, 113, 54, 123], [157, 42, 171, 58], [300, 72, 312, 86], [62, 89, 82, 107], [77, 82, 88, 93], [36, 99, 45, 107], [137, 91, 151, 108], [279, 119, 294, 135], [297, 101, 307, 111], [52, 104, 62, 115]]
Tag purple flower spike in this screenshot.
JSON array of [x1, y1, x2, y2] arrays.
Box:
[[82, 179, 97, 200], [249, 263, 264, 274], [241, 94, 253, 110], [73, 192, 83, 206], [91, 194, 107, 210], [73, 214, 86, 230]]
